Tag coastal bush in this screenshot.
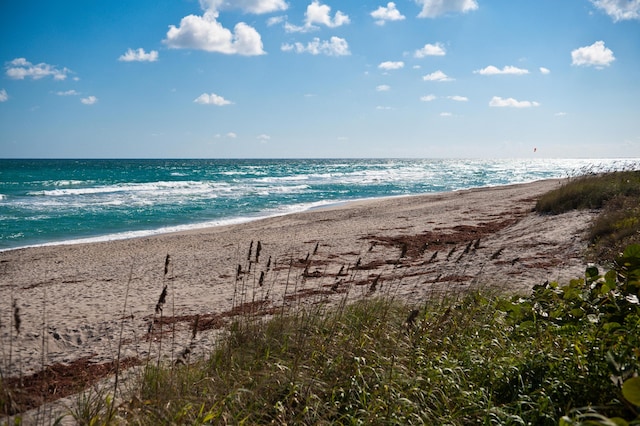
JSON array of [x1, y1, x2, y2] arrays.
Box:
[[535, 170, 640, 262]]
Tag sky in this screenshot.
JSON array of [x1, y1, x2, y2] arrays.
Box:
[[1, 0, 639, 159]]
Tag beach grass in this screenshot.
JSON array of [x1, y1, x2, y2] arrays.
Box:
[[61, 243, 640, 425], [535, 169, 640, 262]]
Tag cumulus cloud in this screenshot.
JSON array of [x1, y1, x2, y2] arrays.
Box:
[[164, 3, 265, 55], [378, 61, 404, 70], [257, 134, 271, 141], [440, 112, 453, 117], [371, 2, 406, 25], [539, 67, 551, 74], [474, 65, 529, 75], [415, 0, 479, 18], [422, 70, 454, 82], [55, 90, 80, 96], [571, 40, 615, 67], [5, 58, 72, 81], [0, 89, 8, 102], [448, 95, 468, 101], [590, 0, 640, 21], [414, 43, 446, 57], [194, 93, 233, 105], [281, 37, 350, 56], [118, 48, 159, 62], [305, 1, 350, 28], [286, 1, 349, 32], [81, 96, 98, 105], [420, 94, 437, 102], [376, 84, 391, 91], [489, 96, 539, 108]]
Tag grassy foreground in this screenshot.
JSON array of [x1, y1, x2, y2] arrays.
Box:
[[2, 170, 640, 425], [73, 246, 640, 425]]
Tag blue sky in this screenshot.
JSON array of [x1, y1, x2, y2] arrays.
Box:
[[1, 0, 639, 158]]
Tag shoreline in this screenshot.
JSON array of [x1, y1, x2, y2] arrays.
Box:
[[1, 178, 596, 384], [1, 178, 555, 253]]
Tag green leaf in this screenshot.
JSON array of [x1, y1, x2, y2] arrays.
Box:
[[570, 308, 584, 319], [603, 322, 622, 332], [622, 377, 640, 406], [607, 417, 630, 426], [605, 270, 618, 287], [623, 244, 640, 259], [586, 266, 600, 282]]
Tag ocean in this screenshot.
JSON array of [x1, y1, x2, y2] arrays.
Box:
[[0, 158, 637, 251]]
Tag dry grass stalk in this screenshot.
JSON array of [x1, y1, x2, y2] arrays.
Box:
[[155, 285, 167, 314], [447, 246, 456, 259], [164, 254, 171, 276], [12, 300, 21, 335]]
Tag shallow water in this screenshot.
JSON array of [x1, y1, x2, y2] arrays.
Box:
[[0, 158, 637, 250]]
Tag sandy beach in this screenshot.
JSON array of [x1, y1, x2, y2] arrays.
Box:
[[1, 178, 596, 385]]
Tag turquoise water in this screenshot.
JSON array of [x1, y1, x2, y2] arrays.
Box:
[[0, 158, 637, 251]]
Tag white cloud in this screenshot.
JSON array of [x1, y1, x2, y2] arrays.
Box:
[[283, 22, 308, 33], [0, 89, 8, 102], [539, 67, 551, 74], [371, 2, 406, 25], [422, 70, 454, 82], [378, 61, 404, 70], [440, 112, 453, 117], [267, 15, 286, 26], [474, 65, 529, 75], [590, 0, 640, 21], [555, 112, 567, 117], [448, 95, 468, 101], [55, 90, 80, 96], [257, 134, 271, 141], [283, 2, 349, 32], [164, 10, 265, 55], [376, 105, 393, 110], [305, 1, 350, 28], [226, 132, 238, 138], [118, 48, 159, 62], [194, 93, 233, 105], [489, 96, 540, 108], [81, 96, 98, 105], [571, 40, 615, 67], [5, 58, 72, 80], [414, 43, 446, 57], [420, 94, 437, 102], [281, 37, 350, 56], [224, 0, 288, 14], [376, 84, 391, 91], [415, 0, 479, 18]]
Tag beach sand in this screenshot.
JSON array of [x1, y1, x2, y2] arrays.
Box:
[[1, 179, 596, 390]]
